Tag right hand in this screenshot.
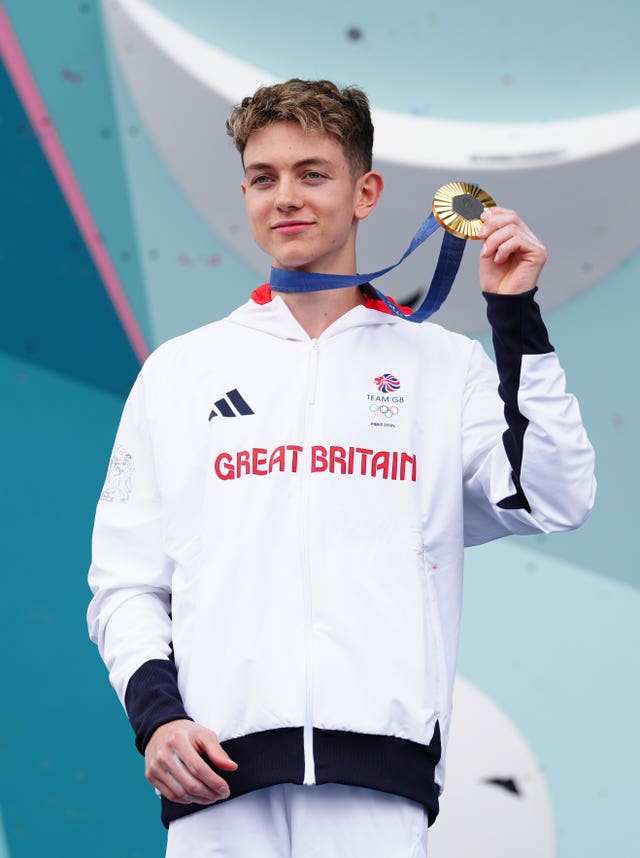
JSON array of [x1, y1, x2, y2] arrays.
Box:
[[145, 719, 238, 805]]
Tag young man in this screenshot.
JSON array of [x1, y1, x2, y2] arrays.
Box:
[[87, 79, 595, 857]]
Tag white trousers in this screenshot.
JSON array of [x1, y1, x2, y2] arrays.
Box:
[[166, 783, 429, 858]]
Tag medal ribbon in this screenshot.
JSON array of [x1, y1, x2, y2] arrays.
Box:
[[269, 211, 467, 323]]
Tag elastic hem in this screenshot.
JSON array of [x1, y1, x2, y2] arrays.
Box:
[[160, 725, 441, 828]]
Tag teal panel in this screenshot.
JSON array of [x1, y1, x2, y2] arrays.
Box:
[[0, 352, 165, 857], [0, 56, 139, 395], [2, 0, 152, 345], [105, 34, 259, 347], [0, 807, 9, 858], [528, 254, 639, 589], [146, 0, 640, 121], [459, 539, 640, 857]]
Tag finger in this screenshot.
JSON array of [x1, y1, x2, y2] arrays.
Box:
[[176, 755, 229, 802], [170, 754, 228, 802], [173, 734, 233, 797], [199, 730, 238, 772], [151, 753, 226, 804], [480, 223, 519, 258], [479, 209, 521, 238], [182, 750, 233, 796], [482, 233, 528, 265], [480, 206, 516, 223], [148, 767, 216, 805], [480, 209, 544, 250], [482, 219, 544, 255]]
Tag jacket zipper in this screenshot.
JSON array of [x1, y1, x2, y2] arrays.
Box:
[[307, 338, 319, 405], [302, 339, 319, 784]]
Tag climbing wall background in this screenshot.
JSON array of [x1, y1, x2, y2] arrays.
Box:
[[1, 1, 638, 856]]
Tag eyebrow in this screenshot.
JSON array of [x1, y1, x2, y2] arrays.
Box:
[[244, 157, 336, 174]]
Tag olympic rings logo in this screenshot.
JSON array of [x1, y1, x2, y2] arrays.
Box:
[[369, 404, 399, 418]]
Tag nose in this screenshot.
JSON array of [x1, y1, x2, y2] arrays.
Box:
[[275, 176, 302, 210]]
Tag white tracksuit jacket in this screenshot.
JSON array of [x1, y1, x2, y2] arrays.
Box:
[[87, 285, 595, 829]]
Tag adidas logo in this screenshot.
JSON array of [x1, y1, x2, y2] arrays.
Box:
[[208, 389, 255, 420]]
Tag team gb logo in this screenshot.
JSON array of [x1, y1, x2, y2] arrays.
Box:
[[374, 373, 401, 394]]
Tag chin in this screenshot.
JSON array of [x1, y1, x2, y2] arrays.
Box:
[[271, 255, 319, 272]]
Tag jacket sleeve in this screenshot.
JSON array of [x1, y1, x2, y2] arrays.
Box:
[[87, 373, 191, 753], [461, 288, 596, 546]]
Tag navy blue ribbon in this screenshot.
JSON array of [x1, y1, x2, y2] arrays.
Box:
[[269, 211, 466, 323]]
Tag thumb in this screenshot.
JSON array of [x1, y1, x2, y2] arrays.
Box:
[[200, 728, 238, 771]]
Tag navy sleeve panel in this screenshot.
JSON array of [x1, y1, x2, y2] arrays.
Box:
[[124, 658, 192, 754], [483, 288, 553, 512]]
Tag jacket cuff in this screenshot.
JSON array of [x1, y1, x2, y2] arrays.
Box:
[[124, 659, 192, 754], [483, 287, 554, 356]]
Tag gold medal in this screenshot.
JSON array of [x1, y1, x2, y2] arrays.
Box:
[[432, 182, 497, 240]]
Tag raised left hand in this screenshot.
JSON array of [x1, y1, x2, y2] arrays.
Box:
[[478, 207, 548, 295]]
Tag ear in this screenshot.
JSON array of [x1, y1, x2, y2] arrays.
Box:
[[241, 181, 247, 197], [354, 171, 384, 222]]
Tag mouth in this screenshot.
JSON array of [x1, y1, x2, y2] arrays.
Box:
[[271, 220, 314, 236]]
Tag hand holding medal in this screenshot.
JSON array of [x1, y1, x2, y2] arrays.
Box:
[[432, 182, 548, 295]]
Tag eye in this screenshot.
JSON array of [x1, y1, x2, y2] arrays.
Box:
[[305, 171, 325, 181], [250, 174, 273, 187]]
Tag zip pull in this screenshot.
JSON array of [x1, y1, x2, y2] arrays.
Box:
[[308, 339, 319, 405]]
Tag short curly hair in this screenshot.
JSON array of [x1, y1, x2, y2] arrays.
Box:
[[226, 79, 374, 178]]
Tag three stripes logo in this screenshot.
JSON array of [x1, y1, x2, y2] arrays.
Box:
[[208, 389, 255, 420]]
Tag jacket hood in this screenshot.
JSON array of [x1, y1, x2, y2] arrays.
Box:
[[227, 284, 412, 342]]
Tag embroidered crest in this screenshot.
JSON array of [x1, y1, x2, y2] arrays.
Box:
[[100, 444, 134, 503]]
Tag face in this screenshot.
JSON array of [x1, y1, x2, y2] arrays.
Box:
[[241, 122, 381, 274]]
